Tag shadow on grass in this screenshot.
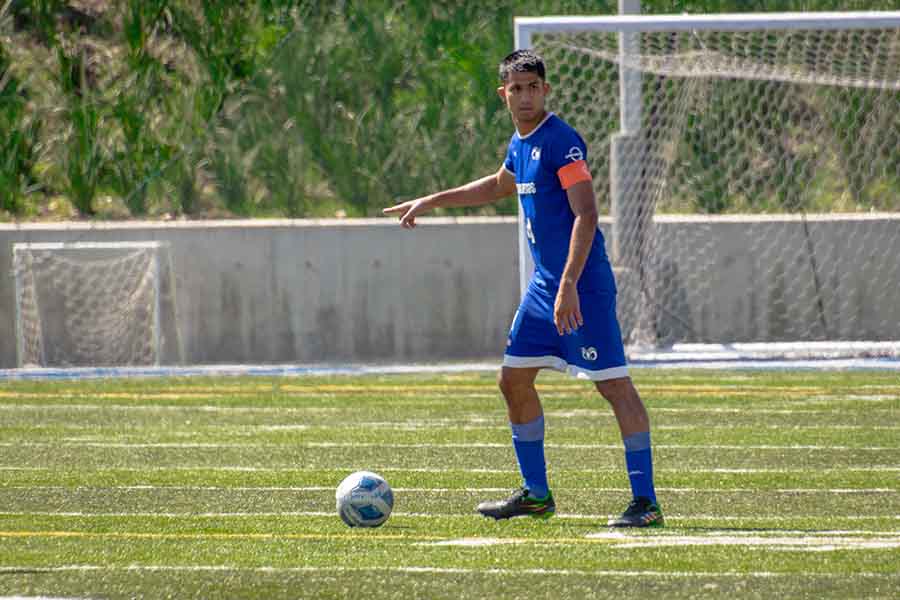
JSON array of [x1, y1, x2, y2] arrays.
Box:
[[654, 525, 850, 534]]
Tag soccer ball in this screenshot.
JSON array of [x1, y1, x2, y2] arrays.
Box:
[[335, 471, 394, 528]]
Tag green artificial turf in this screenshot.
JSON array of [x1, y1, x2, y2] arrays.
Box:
[[0, 370, 897, 599]]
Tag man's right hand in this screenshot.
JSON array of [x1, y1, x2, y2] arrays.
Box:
[[383, 197, 430, 229]]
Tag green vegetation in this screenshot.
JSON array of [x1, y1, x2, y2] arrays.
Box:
[[0, 1, 897, 220], [0, 369, 898, 598]]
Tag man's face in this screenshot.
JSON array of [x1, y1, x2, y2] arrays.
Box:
[[498, 71, 549, 124]]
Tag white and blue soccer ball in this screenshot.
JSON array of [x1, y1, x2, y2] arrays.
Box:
[[335, 471, 394, 528]]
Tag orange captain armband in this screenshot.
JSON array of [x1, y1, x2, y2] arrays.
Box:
[[557, 160, 592, 189]]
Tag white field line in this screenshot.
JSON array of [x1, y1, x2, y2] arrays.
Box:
[[424, 532, 900, 551], [2, 510, 898, 522], [1, 466, 898, 474], [421, 529, 900, 548], [4, 422, 900, 432], [3, 526, 899, 552], [1, 532, 900, 553], [580, 531, 900, 551], [657, 424, 900, 431], [424, 537, 521, 546], [2, 403, 896, 416], [0, 565, 895, 578], [0, 441, 896, 450], [0, 596, 84, 600], [3, 485, 897, 494], [284, 442, 900, 451]]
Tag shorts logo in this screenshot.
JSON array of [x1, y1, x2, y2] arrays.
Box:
[[565, 146, 584, 162], [581, 346, 598, 361], [531, 147, 541, 161], [516, 182, 537, 195]]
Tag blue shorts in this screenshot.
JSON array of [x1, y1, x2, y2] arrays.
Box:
[[503, 283, 628, 381]]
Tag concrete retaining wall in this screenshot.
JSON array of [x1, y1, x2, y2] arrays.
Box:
[[1, 214, 897, 367], [0, 218, 519, 367]]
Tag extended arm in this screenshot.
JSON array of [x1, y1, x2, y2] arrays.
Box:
[[383, 166, 516, 228], [554, 180, 599, 335]]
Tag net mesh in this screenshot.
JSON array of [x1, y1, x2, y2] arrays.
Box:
[[533, 26, 900, 349], [13, 244, 161, 367]]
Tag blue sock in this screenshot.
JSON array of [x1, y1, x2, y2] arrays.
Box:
[[623, 431, 657, 504], [511, 415, 549, 499]]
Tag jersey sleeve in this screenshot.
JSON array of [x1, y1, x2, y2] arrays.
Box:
[[547, 126, 592, 189], [503, 139, 516, 175]]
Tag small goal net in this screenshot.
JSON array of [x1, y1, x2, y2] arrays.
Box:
[[516, 13, 900, 357], [13, 241, 169, 367]]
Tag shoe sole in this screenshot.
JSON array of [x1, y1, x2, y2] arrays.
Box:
[[607, 517, 665, 528], [478, 509, 556, 521], [530, 509, 555, 520]]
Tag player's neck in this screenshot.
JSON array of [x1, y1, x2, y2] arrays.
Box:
[[515, 110, 549, 137]]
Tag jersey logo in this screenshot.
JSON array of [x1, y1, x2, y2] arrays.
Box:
[[565, 146, 584, 162], [581, 346, 598, 361], [525, 218, 535, 244], [531, 147, 541, 161], [516, 182, 536, 195]]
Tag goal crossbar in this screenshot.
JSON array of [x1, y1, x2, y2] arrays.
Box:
[[13, 241, 167, 251], [515, 12, 900, 47]]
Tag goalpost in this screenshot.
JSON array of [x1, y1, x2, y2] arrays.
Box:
[[13, 241, 171, 368], [514, 11, 900, 359]]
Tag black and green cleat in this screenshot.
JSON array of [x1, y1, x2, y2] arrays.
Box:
[[476, 487, 556, 520], [607, 497, 665, 528]]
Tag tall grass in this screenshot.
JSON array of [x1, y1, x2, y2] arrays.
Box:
[[0, 42, 40, 215], [1, 0, 898, 219], [0, 0, 275, 218]]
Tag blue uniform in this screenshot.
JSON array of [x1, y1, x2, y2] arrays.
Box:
[[502, 113, 627, 381]]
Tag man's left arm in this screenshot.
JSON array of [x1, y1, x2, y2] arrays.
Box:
[[554, 180, 598, 335]]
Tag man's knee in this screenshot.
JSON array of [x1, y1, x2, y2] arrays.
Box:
[[595, 376, 636, 404], [498, 367, 537, 400]]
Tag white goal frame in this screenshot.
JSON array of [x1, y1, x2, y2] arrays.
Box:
[[512, 12, 900, 361], [13, 241, 167, 368], [513, 11, 900, 296]]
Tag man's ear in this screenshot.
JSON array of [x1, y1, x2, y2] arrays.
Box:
[[497, 85, 507, 101], [543, 81, 551, 96]]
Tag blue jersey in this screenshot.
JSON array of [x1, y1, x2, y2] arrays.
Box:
[[504, 113, 615, 294]]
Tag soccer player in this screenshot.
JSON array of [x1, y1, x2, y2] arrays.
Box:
[[383, 50, 663, 528]]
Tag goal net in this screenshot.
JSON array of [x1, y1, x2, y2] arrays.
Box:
[[516, 12, 900, 358], [13, 241, 171, 368]]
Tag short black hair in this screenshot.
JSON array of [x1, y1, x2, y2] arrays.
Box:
[[499, 49, 546, 83]]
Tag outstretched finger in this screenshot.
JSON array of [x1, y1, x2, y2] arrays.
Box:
[[383, 203, 406, 216]]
